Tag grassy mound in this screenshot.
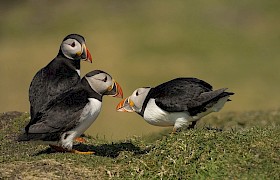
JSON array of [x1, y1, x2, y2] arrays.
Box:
[[0, 111, 279, 179]]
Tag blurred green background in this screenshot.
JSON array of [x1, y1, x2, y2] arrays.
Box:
[[1, 1, 279, 140]]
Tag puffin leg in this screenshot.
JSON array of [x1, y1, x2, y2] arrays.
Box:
[[171, 127, 178, 134], [75, 137, 86, 143], [49, 145, 94, 154], [70, 149, 95, 155], [189, 121, 198, 129]]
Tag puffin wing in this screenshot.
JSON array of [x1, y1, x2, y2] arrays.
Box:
[[29, 69, 46, 120], [152, 78, 222, 112], [27, 88, 87, 138], [152, 78, 213, 96], [29, 59, 80, 122]]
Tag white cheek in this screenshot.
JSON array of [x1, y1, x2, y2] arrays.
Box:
[[61, 43, 82, 60], [61, 45, 75, 60], [131, 97, 143, 112], [76, 43, 82, 53]]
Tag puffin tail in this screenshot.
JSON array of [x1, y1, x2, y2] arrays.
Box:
[[17, 132, 43, 141], [17, 133, 31, 142], [224, 91, 234, 101]]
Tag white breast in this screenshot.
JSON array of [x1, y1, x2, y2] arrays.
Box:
[[142, 96, 230, 130], [143, 99, 179, 126], [74, 98, 102, 136], [59, 98, 102, 150]]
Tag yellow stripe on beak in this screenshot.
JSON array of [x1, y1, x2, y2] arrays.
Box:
[[128, 99, 135, 107], [76, 51, 82, 56], [107, 79, 115, 92]]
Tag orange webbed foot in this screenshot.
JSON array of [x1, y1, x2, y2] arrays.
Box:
[[75, 137, 86, 143], [70, 149, 95, 155]]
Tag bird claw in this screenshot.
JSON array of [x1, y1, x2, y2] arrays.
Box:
[[188, 121, 197, 129], [49, 145, 95, 155], [171, 128, 178, 134], [70, 149, 95, 155]]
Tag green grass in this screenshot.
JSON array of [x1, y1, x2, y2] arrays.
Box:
[[1, 1, 280, 140], [0, 110, 279, 179], [1, 2, 279, 178]]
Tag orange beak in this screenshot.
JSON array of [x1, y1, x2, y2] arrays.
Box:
[[104, 80, 123, 98], [113, 81, 123, 98], [81, 44, 92, 63], [85, 48, 92, 63], [116, 98, 134, 112]]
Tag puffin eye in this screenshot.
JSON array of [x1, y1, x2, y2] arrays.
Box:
[[102, 76, 107, 82], [136, 91, 139, 96], [70, 42, 75, 47]]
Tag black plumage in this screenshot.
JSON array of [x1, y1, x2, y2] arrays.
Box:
[[139, 78, 234, 116], [19, 70, 123, 147], [28, 34, 91, 132], [20, 79, 98, 142]]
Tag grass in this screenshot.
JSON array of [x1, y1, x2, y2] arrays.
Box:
[[0, 2, 280, 178], [0, 110, 279, 179], [1, 1, 280, 140]]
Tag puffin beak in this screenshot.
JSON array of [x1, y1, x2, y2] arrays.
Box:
[[116, 98, 135, 112], [86, 48, 93, 63], [114, 81, 123, 98], [104, 80, 123, 98], [81, 44, 92, 63]]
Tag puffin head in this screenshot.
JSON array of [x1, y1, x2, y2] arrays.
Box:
[[60, 34, 92, 63], [116, 87, 151, 113], [83, 70, 123, 98]]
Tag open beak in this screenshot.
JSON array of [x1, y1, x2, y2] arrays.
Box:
[[104, 80, 123, 98], [116, 98, 135, 112], [81, 44, 93, 63]]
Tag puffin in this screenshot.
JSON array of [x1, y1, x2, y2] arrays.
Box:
[[116, 78, 234, 132], [18, 70, 123, 154], [28, 34, 93, 132]]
